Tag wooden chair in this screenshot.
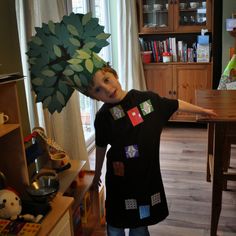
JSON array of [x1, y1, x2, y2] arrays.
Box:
[[207, 123, 236, 190]]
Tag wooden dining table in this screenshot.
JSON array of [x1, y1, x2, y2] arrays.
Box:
[[195, 89, 236, 236]]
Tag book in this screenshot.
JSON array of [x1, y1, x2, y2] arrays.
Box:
[[0, 219, 41, 235]]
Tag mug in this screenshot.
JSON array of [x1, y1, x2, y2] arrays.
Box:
[[0, 112, 9, 125]]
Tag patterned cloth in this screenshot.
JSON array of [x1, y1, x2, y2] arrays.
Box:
[[218, 54, 236, 90], [95, 90, 178, 228]]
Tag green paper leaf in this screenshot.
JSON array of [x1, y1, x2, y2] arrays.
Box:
[[69, 37, 81, 47], [77, 50, 91, 59], [56, 91, 65, 105], [82, 12, 92, 26], [67, 24, 79, 36], [96, 33, 110, 40], [32, 36, 42, 45], [43, 96, 52, 108], [69, 64, 84, 72], [48, 21, 56, 34], [85, 59, 94, 73], [31, 78, 44, 86], [95, 39, 109, 49], [53, 45, 62, 57], [93, 56, 104, 68], [42, 69, 55, 77], [63, 69, 74, 76], [80, 73, 90, 86], [68, 58, 82, 65], [93, 52, 104, 62], [73, 74, 82, 87], [43, 76, 58, 87], [51, 64, 63, 72], [65, 76, 75, 87], [58, 81, 69, 95], [28, 58, 37, 65], [37, 87, 54, 101], [83, 42, 96, 49]]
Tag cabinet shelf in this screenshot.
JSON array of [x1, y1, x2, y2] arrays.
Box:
[[145, 62, 212, 65], [0, 124, 20, 137]]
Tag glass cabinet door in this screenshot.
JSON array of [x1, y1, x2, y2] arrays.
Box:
[[176, 0, 211, 32], [139, 0, 212, 33], [141, 0, 173, 32]]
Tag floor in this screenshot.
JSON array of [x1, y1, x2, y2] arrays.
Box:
[[87, 124, 236, 236]]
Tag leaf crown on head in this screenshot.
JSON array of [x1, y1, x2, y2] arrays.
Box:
[[27, 12, 110, 114]]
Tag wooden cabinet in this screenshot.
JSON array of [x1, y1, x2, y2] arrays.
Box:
[[49, 209, 73, 236], [144, 63, 212, 121], [138, 0, 212, 34], [0, 80, 30, 195]]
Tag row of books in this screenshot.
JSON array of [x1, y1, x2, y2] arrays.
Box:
[[139, 37, 209, 63]]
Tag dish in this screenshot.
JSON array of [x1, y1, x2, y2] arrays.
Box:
[[190, 2, 199, 9], [27, 171, 59, 202]]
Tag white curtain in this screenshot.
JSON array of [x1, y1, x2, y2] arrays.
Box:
[[17, 0, 90, 169], [117, 0, 146, 91]]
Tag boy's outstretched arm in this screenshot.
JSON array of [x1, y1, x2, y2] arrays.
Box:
[[91, 146, 107, 189], [178, 99, 217, 117]]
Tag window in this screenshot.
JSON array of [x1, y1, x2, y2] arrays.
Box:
[[71, 0, 112, 149]]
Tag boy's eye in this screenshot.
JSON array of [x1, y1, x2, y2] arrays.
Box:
[[95, 87, 100, 93], [104, 77, 109, 83]]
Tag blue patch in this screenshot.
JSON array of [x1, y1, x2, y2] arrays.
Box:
[[139, 205, 150, 219]]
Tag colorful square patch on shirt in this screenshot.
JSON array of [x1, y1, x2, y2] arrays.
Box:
[[113, 161, 124, 176], [125, 199, 137, 210], [151, 193, 161, 206], [127, 107, 143, 126], [110, 105, 125, 120], [125, 145, 139, 158], [139, 205, 150, 219], [140, 99, 154, 116]]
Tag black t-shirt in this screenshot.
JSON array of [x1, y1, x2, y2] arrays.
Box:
[[95, 89, 178, 228]]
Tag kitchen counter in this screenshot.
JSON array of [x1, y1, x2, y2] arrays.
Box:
[[38, 194, 74, 236], [38, 160, 87, 235]]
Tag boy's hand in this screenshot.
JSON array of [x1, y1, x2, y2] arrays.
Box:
[[201, 108, 217, 117], [91, 173, 102, 190]]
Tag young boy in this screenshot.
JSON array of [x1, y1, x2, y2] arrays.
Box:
[[88, 66, 216, 236]]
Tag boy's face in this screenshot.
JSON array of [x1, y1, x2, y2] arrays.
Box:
[[87, 70, 126, 103]]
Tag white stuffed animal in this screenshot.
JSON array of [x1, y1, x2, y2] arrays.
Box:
[[0, 189, 43, 223], [0, 189, 22, 220]]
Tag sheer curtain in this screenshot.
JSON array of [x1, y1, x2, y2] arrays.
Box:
[[16, 0, 90, 169], [117, 0, 146, 91]]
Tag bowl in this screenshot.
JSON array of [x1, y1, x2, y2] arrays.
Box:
[[190, 2, 199, 9], [179, 3, 187, 10], [153, 4, 162, 10], [27, 171, 59, 202]]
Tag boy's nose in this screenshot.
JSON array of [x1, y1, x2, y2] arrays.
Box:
[[102, 84, 112, 94]]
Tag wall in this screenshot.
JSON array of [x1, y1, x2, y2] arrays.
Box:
[[222, 0, 236, 71], [0, 0, 30, 136]]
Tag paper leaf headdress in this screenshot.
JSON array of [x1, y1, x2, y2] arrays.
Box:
[[27, 12, 110, 114]]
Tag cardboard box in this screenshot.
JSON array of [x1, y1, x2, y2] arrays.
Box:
[[226, 18, 236, 31], [197, 35, 209, 45], [197, 44, 210, 62]]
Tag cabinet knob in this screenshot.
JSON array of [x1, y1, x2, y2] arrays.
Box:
[[173, 91, 176, 95], [169, 91, 172, 95]]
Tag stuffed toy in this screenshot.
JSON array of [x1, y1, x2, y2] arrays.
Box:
[[0, 189, 22, 220], [0, 189, 43, 223]]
